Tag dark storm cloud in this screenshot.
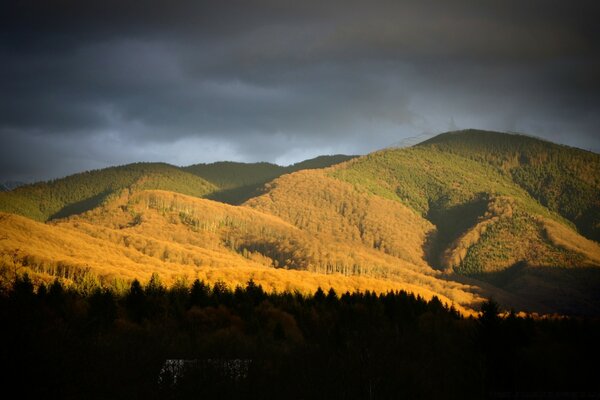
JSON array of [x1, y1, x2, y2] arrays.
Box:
[[1, 0, 599, 182]]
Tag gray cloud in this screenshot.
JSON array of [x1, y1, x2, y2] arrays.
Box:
[[1, 0, 599, 182]]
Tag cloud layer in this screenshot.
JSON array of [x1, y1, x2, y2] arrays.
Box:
[[1, 0, 599, 181]]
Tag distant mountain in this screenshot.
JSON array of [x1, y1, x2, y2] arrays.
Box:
[[0, 181, 26, 191], [0, 163, 217, 221], [388, 132, 436, 148], [0, 155, 355, 221], [184, 155, 356, 204], [0, 131, 598, 315]]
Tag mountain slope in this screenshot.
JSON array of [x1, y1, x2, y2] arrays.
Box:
[[0, 190, 482, 313], [239, 161, 599, 314], [83, 189, 479, 305], [0, 163, 217, 222], [419, 129, 600, 242], [0, 130, 598, 315], [184, 155, 356, 204], [0, 155, 356, 222], [314, 131, 600, 313]]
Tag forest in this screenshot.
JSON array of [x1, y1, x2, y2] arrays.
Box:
[[2, 131, 600, 316], [2, 273, 599, 399]]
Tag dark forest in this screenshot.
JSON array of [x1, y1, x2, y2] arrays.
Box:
[[2, 274, 599, 399]]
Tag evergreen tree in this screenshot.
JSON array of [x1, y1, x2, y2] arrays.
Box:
[[189, 279, 209, 308], [125, 279, 146, 322]]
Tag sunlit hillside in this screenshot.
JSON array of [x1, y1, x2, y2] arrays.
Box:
[[0, 163, 217, 222], [184, 155, 356, 204], [324, 132, 600, 314], [329, 136, 599, 272], [419, 129, 600, 242], [0, 189, 483, 314], [246, 169, 434, 270], [0, 130, 598, 315], [0, 156, 355, 221]]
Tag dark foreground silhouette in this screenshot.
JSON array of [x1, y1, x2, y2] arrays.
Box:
[[1, 274, 599, 399]]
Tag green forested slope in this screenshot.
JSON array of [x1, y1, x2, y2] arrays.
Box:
[[0, 130, 598, 314], [185, 155, 356, 204], [419, 129, 600, 241], [0, 163, 217, 221], [0, 155, 356, 221], [184, 161, 285, 189], [329, 132, 599, 276]]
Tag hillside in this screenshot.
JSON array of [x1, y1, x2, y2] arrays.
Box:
[[0, 163, 217, 222], [0, 190, 482, 313], [322, 131, 600, 313], [419, 129, 600, 242], [0, 155, 355, 221], [0, 130, 598, 315], [184, 154, 355, 204]]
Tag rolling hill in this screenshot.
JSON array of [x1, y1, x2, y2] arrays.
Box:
[[0, 155, 354, 221], [184, 154, 356, 204], [0, 190, 482, 314], [0, 163, 218, 222], [0, 130, 599, 315], [323, 130, 600, 313], [419, 130, 600, 242]]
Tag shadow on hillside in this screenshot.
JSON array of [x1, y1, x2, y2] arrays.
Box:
[[577, 206, 600, 243], [450, 262, 600, 316], [205, 184, 265, 205], [50, 191, 111, 220], [424, 195, 489, 270]]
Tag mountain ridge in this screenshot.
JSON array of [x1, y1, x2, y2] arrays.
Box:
[[418, 129, 600, 241], [1, 130, 599, 315], [0, 155, 356, 222], [184, 154, 356, 204]]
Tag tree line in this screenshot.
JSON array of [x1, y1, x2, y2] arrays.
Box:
[[1, 273, 599, 399]]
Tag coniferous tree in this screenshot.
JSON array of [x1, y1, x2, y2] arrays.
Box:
[[126, 279, 146, 322], [189, 279, 210, 308], [88, 288, 117, 329]]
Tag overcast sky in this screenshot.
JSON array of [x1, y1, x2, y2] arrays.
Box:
[[1, 0, 599, 182]]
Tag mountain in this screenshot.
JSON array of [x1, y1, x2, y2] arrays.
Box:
[[184, 155, 356, 204], [419, 130, 600, 242], [321, 130, 600, 313], [0, 130, 598, 315], [0, 155, 354, 221], [0, 181, 25, 191], [0, 163, 217, 222], [0, 190, 480, 314]]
